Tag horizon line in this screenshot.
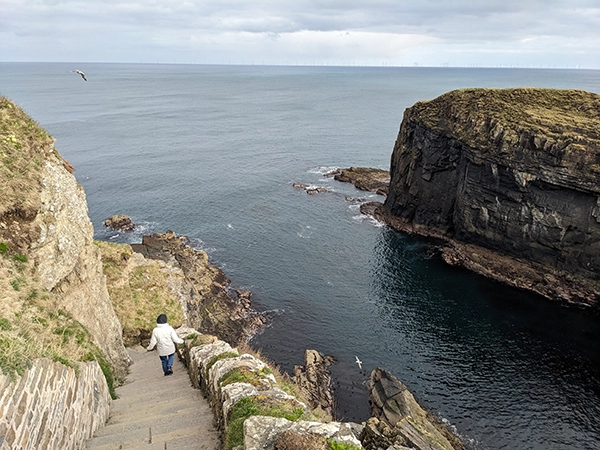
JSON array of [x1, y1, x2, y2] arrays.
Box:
[[0, 61, 596, 71]]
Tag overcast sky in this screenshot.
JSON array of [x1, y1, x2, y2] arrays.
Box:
[[1, 0, 599, 68]]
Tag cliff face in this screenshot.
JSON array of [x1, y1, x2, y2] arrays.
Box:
[[131, 231, 266, 345], [381, 88, 600, 307], [0, 97, 129, 377]]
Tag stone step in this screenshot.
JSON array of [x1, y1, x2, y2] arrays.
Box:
[[85, 347, 219, 450], [94, 404, 203, 433], [85, 423, 220, 449]]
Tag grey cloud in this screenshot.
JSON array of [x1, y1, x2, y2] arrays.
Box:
[[1, 0, 598, 67]]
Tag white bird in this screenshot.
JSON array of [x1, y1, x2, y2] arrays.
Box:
[[73, 70, 87, 81], [355, 356, 362, 369]]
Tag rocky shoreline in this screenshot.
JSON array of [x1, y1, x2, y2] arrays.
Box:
[[378, 88, 600, 308], [130, 231, 266, 346], [333, 165, 600, 310], [125, 230, 466, 449]]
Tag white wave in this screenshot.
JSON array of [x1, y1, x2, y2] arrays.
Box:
[[440, 417, 479, 448], [352, 214, 385, 228], [307, 165, 339, 175], [296, 225, 313, 239], [187, 237, 218, 254]]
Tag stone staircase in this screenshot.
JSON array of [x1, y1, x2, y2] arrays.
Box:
[[86, 346, 220, 450]]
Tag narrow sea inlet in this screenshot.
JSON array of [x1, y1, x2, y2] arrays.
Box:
[[1, 63, 599, 449]]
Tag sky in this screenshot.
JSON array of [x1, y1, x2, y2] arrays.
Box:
[[1, 0, 599, 68]]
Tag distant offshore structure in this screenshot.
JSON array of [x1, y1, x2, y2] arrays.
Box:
[[73, 70, 87, 81]]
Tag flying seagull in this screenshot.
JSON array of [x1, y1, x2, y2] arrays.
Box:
[[73, 70, 87, 81], [355, 356, 362, 370]]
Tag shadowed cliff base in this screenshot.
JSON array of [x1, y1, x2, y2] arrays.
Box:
[[361, 88, 600, 308]]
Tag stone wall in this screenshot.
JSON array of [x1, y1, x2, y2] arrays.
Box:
[[0, 359, 111, 450], [178, 335, 363, 450]]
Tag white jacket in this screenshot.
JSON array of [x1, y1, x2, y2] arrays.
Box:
[[146, 323, 184, 356]]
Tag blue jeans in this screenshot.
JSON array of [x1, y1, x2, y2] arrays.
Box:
[[159, 353, 175, 375]]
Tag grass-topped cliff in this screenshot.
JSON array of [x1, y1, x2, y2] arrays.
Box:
[[384, 87, 600, 306], [406, 88, 600, 190], [413, 88, 600, 145], [0, 97, 74, 225], [0, 97, 124, 395]]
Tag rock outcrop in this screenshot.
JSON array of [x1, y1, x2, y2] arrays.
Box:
[[104, 214, 135, 231], [290, 350, 336, 420], [372, 88, 600, 307], [363, 368, 465, 450], [131, 231, 266, 345], [0, 98, 129, 377], [327, 167, 390, 196]]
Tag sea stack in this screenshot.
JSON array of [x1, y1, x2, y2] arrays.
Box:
[[372, 88, 600, 307]]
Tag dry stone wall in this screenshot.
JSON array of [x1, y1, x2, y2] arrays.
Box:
[[178, 336, 364, 450], [0, 359, 111, 450]]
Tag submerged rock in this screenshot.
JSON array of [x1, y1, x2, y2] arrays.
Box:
[[377, 88, 600, 308]]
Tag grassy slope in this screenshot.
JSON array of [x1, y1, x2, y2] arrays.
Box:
[[95, 240, 184, 346], [0, 98, 115, 394]]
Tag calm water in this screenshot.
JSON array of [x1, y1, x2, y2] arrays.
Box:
[[1, 63, 599, 449]]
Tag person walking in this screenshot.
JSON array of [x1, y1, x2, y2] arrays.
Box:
[[146, 314, 184, 376]]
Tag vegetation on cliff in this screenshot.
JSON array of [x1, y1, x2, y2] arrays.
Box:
[[95, 240, 184, 346], [0, 242, 117, 396], [410, 88, 600, 184], [0, 97, 74, 219], [383, 87, 600, 306], [0, 97, 118, 395]]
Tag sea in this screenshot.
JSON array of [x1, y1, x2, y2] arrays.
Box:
[[1, 63, 599, 450]]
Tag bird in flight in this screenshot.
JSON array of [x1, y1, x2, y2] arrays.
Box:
[[73, 70, 87, 81], [355, 356, 362, 369]]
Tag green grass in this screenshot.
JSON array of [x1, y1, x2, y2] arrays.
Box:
[[225, 396, 305, 450], [10, 277, 25, 291], [205, 351, 239, 375], [219, 367, 273, 388], [0, 318, 12, 331], [13, 254, 28, 263], [95, 240, 184, 346], [327, 439, 362, 450], [0, 96, 57, 217]]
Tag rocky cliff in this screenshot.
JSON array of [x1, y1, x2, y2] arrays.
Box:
[[374, 88, 600, 307], [0, 97, 129, 378], [130, 231, 266, 345]]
